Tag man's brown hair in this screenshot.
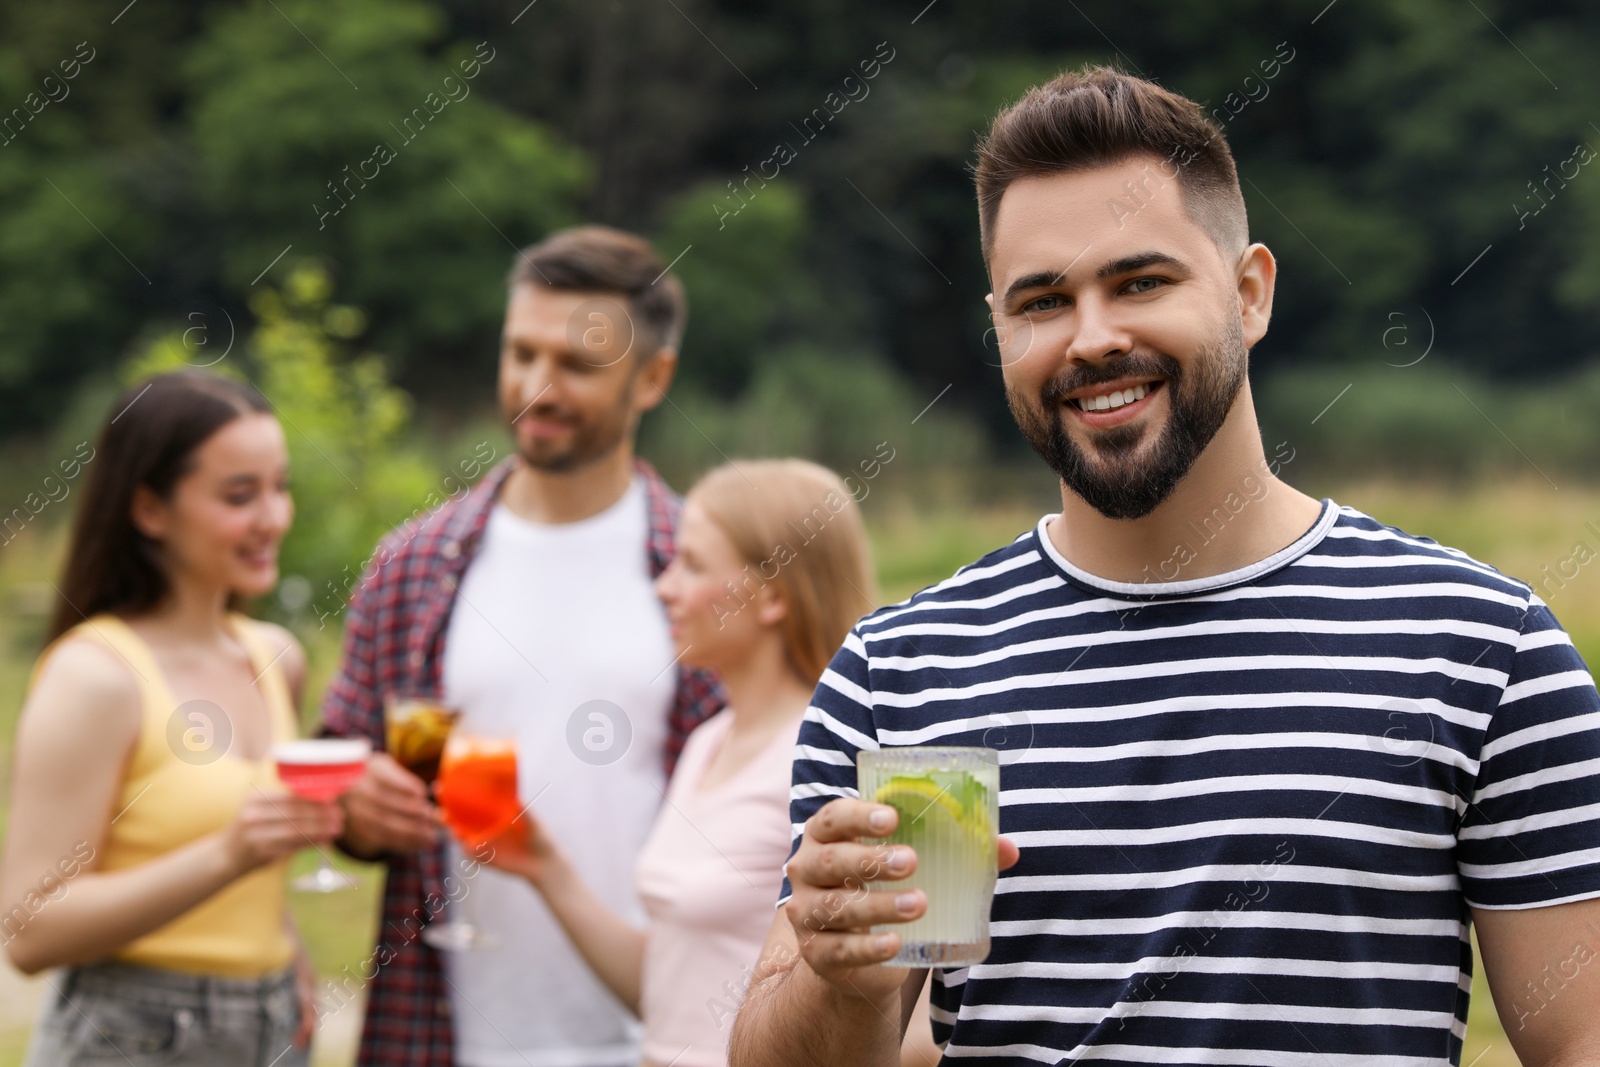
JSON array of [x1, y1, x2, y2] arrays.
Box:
[[974, 66, 1248, 263], [508, 225, 688, 353]]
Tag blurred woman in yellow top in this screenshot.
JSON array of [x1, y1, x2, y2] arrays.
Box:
[[2, 371, 342, 1067]]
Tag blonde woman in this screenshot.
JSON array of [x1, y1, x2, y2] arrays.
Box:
[[486, 459, 938, 1066]]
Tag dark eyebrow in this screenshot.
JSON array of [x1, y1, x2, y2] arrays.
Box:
[[1003, 270, 1070, 304], [1003, 251, 1189, 305], [1096, 251, 1187, 280]]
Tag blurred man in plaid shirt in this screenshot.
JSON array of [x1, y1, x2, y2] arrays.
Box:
[[320, 226, 723, 1067]]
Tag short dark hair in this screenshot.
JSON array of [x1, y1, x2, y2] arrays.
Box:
[[48, 371, 271, 642], [974, 66, 1248, 262], [507, 225, 688, 352]]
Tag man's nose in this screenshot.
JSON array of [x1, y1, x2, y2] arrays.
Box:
[[1063, 291, 1134, 364], [516, 358, 560, 410]]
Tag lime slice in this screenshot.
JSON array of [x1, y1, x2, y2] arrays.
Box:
[[874, 773, 989, 840]]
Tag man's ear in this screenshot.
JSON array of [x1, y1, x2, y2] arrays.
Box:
[[1236, 243, 1276, 350], [632, 346, 678, 414], [129, 484, 168, 541]]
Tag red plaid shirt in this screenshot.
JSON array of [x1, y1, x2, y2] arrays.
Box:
[[320, 457, 723, 1067]]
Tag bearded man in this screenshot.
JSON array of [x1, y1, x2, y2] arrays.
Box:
[[732, 67, 1600, 1067]]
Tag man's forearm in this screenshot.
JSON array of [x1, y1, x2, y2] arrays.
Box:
[[729, 955, 904, 1067]]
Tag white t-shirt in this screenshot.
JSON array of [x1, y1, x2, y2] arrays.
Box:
[[440, 477, 677, 1067]]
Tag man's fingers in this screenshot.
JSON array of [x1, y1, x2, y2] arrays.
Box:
[[787, 885, 925, 936], [806, 840, 916, 889], [367, 811, 437, 844], [356, 812, 438, 844], [808, 801, 1018, 873], [807, 797, 898, 844], [363, 809, 439, 848], [346, 776, 436, 819], [805, 929, 904, 971], [340, 779, 439, 852], [367, 752, 428, 792], [350, 794, 435, 824]]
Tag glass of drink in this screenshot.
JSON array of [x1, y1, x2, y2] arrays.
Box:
[[857, 746, 999, 967], [383, 694, 461, 783], [425, 733, 521, 950], [272, 738, 372, 893]]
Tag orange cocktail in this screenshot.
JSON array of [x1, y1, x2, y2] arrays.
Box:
[[434, 736, 520, 847]]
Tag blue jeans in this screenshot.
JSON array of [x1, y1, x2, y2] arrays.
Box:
[[22, 960, 307, 1067]]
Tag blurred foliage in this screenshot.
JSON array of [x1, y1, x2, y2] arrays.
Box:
[[123, 264, 440, 634], [1259, 361, 1600, 482], [0, 0, 586, 421], [642, 344, 986, 489], [3, 0, 1599, 447], [654, 178, 820, 397], [184, 0, 586, 381]]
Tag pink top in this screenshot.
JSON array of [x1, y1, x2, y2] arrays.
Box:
[[634, 710, 800, 1067]]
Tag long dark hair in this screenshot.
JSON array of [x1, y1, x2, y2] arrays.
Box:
[[47, 371, 273, 642]]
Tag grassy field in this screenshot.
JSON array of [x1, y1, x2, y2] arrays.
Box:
[[2, 475, 1595, 1065]]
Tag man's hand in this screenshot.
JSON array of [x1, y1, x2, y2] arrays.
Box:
[[728, 798, 1019, 1067], [782, 798, 1020, 1006], [338, 753, 439, 857]]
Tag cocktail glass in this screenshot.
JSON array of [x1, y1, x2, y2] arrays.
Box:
[[858, 746, 999, 967], [383, 694, 461, 783], [272, 738, 372, 893], [424, 734, 520, 951]]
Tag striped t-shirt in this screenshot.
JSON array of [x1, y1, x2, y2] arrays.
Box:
[[781, 500, 1600, 1065]]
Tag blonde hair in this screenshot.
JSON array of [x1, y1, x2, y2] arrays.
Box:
[[689, 459, 878, 687]]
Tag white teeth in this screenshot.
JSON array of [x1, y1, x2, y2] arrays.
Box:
[[1076, 382, 1152, 412]]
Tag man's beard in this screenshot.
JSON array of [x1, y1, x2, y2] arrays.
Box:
[[1007, 317, 1248, 521], [513, 391, 635, 474]]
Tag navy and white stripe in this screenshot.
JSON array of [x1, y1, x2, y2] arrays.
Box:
[[781, 500, 1600, 1065]]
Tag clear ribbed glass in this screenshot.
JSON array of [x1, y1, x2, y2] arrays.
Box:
[[858, 746, 999, 967]]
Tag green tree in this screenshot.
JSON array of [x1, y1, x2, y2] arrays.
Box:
[[654, 178, 811, 395], [0, 44, 151, 408], [8, 0, 1600, 462], [185, 0, 588, 388]]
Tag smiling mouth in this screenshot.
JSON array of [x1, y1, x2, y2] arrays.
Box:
[[1070, 380, 1162, 413], [520, 416, 576, 436]]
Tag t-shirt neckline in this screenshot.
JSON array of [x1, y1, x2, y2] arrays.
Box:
[[490, 474, 643, 537], [1032, 497, 1338, 600], [688, 709, 802, 799]]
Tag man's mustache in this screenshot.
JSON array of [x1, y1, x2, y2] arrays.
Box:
[[1040, 353, 1182, 405]]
